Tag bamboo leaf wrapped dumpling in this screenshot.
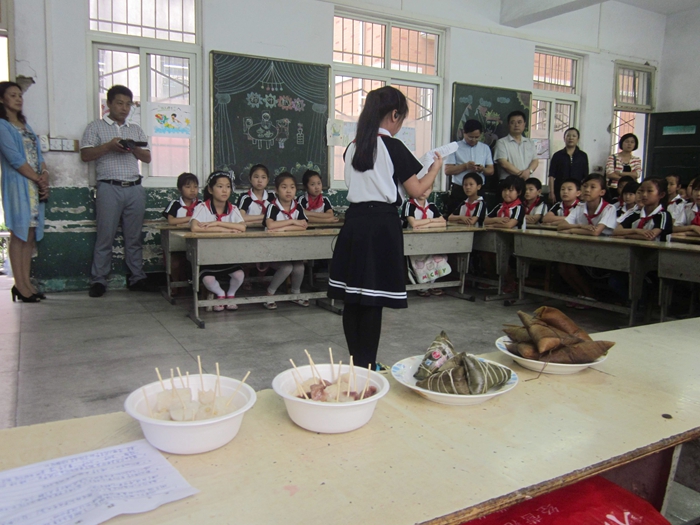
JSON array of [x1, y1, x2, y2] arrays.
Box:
[[415, 353, 512, 395], [462, 354, 511, 395], [416, 365, 470, 395], [413, 331, 455, 380]]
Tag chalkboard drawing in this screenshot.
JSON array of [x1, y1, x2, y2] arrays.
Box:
[[260, 63, 284, 92], [263, 94, 277, 108], [297, 123, 304, 145], [292, 98, 306, 112], [246, 92, 263, 108], [243, 112, 290, 150], [277, 118, 290, 149], [278, 95, 294, 111]]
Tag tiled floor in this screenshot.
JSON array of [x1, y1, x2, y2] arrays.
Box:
[[1, 274, 699, 522]]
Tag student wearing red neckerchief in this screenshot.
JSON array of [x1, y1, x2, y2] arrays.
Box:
[[484, 175, 525, 230], [614, 178, 673, 242], [448, 173, 486, 227], [238, 164, 275, 226], [162, 172, 200, 226], [523, 177, 549, 225], [297, 169, 338, 224], [190, 171, 246, 312], [262, 172, 309, 310], [673, 180, 700, 238], [542, 178, 581, 225]]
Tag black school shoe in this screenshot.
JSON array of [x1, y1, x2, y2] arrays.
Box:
[[89, 283, 106, 297], [128, 278, 159, 292]]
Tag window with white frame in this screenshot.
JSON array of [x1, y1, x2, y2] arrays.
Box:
[[611, 61, 655, 157], [89, 0, 199, 184], [90, 0, 195, 43], [531, 50, 581, 186], [332, 14, 442, 184], [0, 0, 10, 82]]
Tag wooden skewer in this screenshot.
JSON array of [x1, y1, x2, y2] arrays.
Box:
[[215, 363, 221, 396], [171, 375, 186, 409], [176, 367, 186, 389], [328, 347, 335, 382], [154, 367, 166, 391], [186, 371, 190, 389], [197, 355, 205, 391], [346, 356, 354, 397], [360, 363, 372, 400], [351, 356, 357, 392], [290, 369, 305, 398], [336, 361, 342, 402], [304, 350, 323, 385], [225, 371, 251, 408], [170, 368, 175, 388], [142, 387, 153, 417], [289, 359, 309, 400]]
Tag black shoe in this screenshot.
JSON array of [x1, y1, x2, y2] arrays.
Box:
[[89, 283, 106, 297], [11, 286, 40, 303], [128, 278, 157, 292]]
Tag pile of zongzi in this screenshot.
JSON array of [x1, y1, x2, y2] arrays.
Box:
[[413, 332, 512, 395], [503, 306, 614, 364]]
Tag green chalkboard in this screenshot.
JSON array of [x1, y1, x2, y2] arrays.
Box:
[[211, 52, 331, 187]]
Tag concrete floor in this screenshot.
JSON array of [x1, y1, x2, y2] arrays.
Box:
[[1, 274, 699, 522]]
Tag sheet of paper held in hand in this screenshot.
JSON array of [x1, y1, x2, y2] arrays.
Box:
[[0, 439, 198, 525], [416, 142, 459, 179]]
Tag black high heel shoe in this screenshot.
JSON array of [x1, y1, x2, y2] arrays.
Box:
[[11, 286, 40, 303], [33, 291, 47, 300]]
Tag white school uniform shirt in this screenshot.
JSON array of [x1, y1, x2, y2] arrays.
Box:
[[523, 197, 548, 218], [263, 198, 309, 230], [549, 200, 580, 217], [616, 204, 640, 223], [675, 203, 700, 226], [667, 195, 686, 225], [453, 196, 487, 226], [163, 197, 200, 219], [190, 200, 244, 224], [238, 189, 275, 216], [565, 200, 617, 236], [618, 205, 673, 242], [297, 192, 333, 213]]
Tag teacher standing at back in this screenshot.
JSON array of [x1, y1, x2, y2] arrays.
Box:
[[328, 86, 443, 369]]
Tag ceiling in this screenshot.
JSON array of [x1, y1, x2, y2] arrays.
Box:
[[614, 0, 700, 15]]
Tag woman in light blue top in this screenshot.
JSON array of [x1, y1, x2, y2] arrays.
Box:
[[0, 81, 50, 302]]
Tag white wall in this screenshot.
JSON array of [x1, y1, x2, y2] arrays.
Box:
[[658, 6, 700, 113], [12, 0, 671, 186]]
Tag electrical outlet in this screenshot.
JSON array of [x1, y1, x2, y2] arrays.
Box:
[[39, 135, 50, 153], [62, 139, 77, 152], [49, 138, 63, 151]]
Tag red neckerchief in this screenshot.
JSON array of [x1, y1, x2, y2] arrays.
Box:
[[692, 211, 700, 226], [562, 199, 579, 217], [306, 193, 324, 212], [409, 199, 430, 219], [669, 195, 683, 206], [498, 199, 521, 218], [249, 189, 269, 212], [463, 198, 480, 217], [206, 199, 232, 222], [637, 205, 662, 229], [275, 199, 298, 220], [182, 198, 199, 217], [524, 197, 542, 215], [584, 201, 609, 225]]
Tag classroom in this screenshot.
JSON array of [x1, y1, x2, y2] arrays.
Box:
[[1, 1, 700, 524]]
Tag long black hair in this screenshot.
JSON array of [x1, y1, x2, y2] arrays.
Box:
[[203, 171, 234, 201], [0, 81, 27, 124], [643, 178, 668, 208], [352, 86, 408, 172]]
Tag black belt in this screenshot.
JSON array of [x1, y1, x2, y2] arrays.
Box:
[[100, 178, 142, 187]]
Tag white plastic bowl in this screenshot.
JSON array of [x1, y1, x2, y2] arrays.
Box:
[[124, 373, 256, 454], [271, 364, 389, 433]]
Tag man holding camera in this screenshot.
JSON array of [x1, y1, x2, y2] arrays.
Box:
[[80, 85, 151, 297]]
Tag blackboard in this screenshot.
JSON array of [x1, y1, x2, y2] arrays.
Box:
[[211, 52, 331, 187], [450, 82, 532, 195]]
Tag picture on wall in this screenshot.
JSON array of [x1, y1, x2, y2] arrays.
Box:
[[211, 52, 331, 187]]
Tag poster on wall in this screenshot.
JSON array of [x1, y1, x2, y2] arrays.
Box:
[[146, 103, 193, 137]]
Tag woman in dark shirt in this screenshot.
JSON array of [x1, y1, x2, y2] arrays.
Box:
[[548, 127, 589, 203]]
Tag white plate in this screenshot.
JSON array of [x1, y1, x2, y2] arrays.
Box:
[[391, 355, 518, 406], [495, 336, 608, 375]]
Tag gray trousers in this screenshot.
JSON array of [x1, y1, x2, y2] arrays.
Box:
[[91, 181, 147, 286]]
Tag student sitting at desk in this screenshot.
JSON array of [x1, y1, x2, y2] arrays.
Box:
[[523, 177, 548, 225], [612, 175, 636, 209], [614, 178, 673, 242], [542, 178, 580, 224], [558, 173, 617, 237], [672, 180, 700, 237], [484, 175, 525, 230], [616, 181, 639, 218], [447, 173, 486, 227], [162, 172, 200, 226], [190, 171, 246, 311], [262, 172, 309, 309], [297, 169, 338, 224], [238, 164, 275, 225], [666, 174, 685, 224], [401, 186, 447, 297]]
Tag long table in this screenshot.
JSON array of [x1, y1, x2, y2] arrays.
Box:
[[513, 229, 661, 325], [2, 320, 699, 523], [175, 225, 478, 327], [658, 241, 700, 321]]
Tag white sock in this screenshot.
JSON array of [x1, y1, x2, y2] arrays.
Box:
[[202, 275, 225, 297], [227, 270, 244, 297]]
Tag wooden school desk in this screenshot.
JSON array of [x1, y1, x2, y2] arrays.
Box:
[[658, 241, 700, 321], [174, 225, 477, 328], [513, 229, 659, 325], [1, 319, 699, 524], [469, 228, 517, 300], [155, 224, 189, 303]]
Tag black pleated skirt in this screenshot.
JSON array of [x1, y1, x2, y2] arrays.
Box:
[[328, 202, 407, 308]]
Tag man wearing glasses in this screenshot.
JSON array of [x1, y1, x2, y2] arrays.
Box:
[[81, 85, 152, 297]]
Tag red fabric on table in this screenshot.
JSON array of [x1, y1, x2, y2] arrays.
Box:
[[460, 476, 670, 525]]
